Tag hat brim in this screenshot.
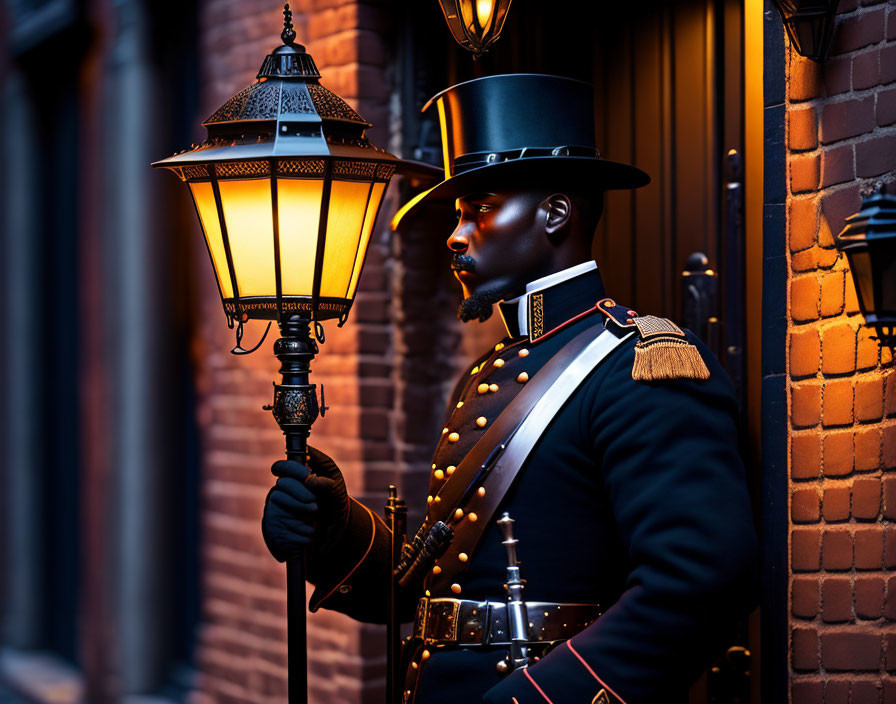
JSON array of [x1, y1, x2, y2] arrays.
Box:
[[391, 156, 650, 229]]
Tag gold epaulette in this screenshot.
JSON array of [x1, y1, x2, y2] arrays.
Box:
[[630, 315, 710, 382]]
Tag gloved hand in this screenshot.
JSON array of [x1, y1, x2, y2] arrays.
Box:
[[261, 446, 350, 562]]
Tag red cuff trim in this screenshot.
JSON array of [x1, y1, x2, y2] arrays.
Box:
[[311, 499, 376, 610], [565, 641, 628, 704], [523, 669, 555, 704]]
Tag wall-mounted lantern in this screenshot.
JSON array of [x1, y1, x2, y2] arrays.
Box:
[[836, 187, 896, 348], [771, 0, 841, 62], [438, 0, 514, 57]]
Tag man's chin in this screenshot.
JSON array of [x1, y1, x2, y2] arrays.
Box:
[[457, 284, 515, 323]]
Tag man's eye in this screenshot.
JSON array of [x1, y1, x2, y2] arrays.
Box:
[[477, 204, 493, 213]]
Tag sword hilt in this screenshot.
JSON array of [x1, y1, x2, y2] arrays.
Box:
[[497, 512, 529, 671]]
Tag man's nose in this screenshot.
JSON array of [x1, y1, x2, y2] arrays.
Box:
[[447, 227, 470, 253]]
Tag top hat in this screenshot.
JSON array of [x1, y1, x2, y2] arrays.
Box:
[[392, 74, 650, 228]]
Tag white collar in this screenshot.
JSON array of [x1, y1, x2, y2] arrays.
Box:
[[498, 261, 598, 337]]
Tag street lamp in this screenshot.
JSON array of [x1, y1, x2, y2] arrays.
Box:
[[771, 0, 841, 62], [152, 5, 421, 702], [438, 0, 514, 57], [837, 187, 896, 349]]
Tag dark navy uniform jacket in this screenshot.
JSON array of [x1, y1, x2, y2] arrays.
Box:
[[305, 266, 757, 704]]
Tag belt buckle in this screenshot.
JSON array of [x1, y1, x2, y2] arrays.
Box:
[[425, 598, 461, 645]]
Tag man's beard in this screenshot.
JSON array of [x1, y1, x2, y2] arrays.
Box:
[[452, 253, 515, 323]]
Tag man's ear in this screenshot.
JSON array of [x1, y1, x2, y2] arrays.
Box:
[[543, 193, 572, 238]]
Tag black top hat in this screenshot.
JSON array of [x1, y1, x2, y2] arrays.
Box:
[[392, 74, 650, 228]]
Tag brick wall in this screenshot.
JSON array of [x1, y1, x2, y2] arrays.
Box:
[[191, 2, 400, 702], [786, 2, 896, 702]]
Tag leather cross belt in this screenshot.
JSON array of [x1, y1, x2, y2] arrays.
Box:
[[413, 597, 601, 647]]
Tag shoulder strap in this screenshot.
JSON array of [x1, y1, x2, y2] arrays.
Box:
[[427, 324, 635, 592]]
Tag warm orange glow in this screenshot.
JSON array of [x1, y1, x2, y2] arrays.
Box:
[[347, 182, 387, 300], [218, 179, 276, 297], [320, 180, 371, 298], [190, 182, 234, 298], [476, 0, 494, 27], [277, 178, 324, 296]]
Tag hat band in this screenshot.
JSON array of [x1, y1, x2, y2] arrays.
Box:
[[451, 145, 601, 176]]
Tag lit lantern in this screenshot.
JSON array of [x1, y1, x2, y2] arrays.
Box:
[[438, 0, 514, 57], [153, 7, 398, 334], [771, 0, 841, 62], [837, 188, 896, 348]]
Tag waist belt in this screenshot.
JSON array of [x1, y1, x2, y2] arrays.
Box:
[[413, 597, 601, 647]]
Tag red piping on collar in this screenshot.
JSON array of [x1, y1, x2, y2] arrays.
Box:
[[530, 301, 603, 344]]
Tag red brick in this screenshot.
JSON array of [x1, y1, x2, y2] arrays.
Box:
[[886, 576, 896, 620], [791, 153, 820, 194], [852, 680, 882, 704], [791, 327, 822, 378], [854, 478, 882, 520], [853, 48, 881, 90], [821, 632, 881, 671], [790, 54, 822, 102], [882, 45, 896, 85], [793, 680, 824, 704], [792, 488, 821, 523], [791, 276, 821, 323], [886, 529, 896, 568], [831, 7, 886, 54], [793, 577, 821, 619], [890, 7, 896, 40], [820, 97, 876, 144], [885, 678, 896, 702], [789, 106, 819, 151], [822, 577, 853, 622], [790, 196, 819, 252], [885, 476, 896, 518], [888, 373, 896, 417], [792, 627, 820, 671], [824, 431, 855, 477], [822, 55, 852, 96], [822, 323, 857, 376], [820, 270, 846, 317], [856, 577, 885, 619], [845, 273, 861, 315], [824, 486, 852, 521], [856, 378, 884, 422], [820, 144, 855, 188], [879, 88, 896, 127], [857, 133, 896, 179], [827, 680, 850, 704], [886, 425, 896, 470], [792, 245, 841, 273], [793, 528, 823, 571], [856, 527, 885, 569], [823, 529, 854, 570], [793, 433, 823, 480], [793, 384, 822, 428], [856, 428, 882, 472], [822, 183, 862, 235], [823, 380, 854, 427]]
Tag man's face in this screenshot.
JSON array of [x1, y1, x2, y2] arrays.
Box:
[[448, 189, 554, 321]]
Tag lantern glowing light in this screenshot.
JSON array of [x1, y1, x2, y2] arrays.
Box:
[[439, 0, 514, 57]]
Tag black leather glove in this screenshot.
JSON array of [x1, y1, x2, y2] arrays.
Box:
[[261, 446, 350, 562]]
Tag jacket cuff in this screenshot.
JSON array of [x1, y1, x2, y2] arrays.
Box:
[[481, 641, 628, 704], [307, 497, 380, 613]]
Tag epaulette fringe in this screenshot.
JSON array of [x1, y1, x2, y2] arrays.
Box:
[[630, 315, 710, 382]]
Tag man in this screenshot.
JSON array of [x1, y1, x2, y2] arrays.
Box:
[[262, 74, 757, 704]]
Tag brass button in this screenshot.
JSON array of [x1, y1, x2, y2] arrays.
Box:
[[489, 383, 499, 393], [431, 463, 437, 469], [494, 358, 505, 368], [456, 401, 464, 409], [458, 553, 468, 562], [434, 469, 445, 480], [478, 383, 489, 394], [434, 496, 441, 503], [454, 508, 464, 519], [432, 565, 441, 575], [518, 348, 529, 357], [441, 427, 448, 434], [448, 432, 460, 443], [451, 583, 462, 594], [421, 649, 431, 660], [446, 465, 457, 475], [425, 589, 431, 596], [517, 372, 529, 383], [411, 661, 418, 669], [477, 486, 486, 497], [495, 343, 505, 351], [427, 495, 433, 503], [476, 416, 487, 427], [468, 512, 478, 522], [470, 365, 479, 375]]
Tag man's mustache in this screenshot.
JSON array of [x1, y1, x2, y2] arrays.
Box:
[[451, 253, 476, 273]]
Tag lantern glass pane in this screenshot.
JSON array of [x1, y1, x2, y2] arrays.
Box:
[[877, 241, 896, 317], [347, 181, 387, 301], [476, 0, 494, 28], [277, 178, 325, 296], [190, 181, 234, 298], [319, 180, 371, 299], [848, 248, 875, 316], [218, 179, 276, 297]]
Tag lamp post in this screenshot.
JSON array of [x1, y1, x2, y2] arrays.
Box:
[[771, 0, 841, 62], [836, 186, 896, 349], [152, 5, 421, 702], [438, 0, 514, 57]]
